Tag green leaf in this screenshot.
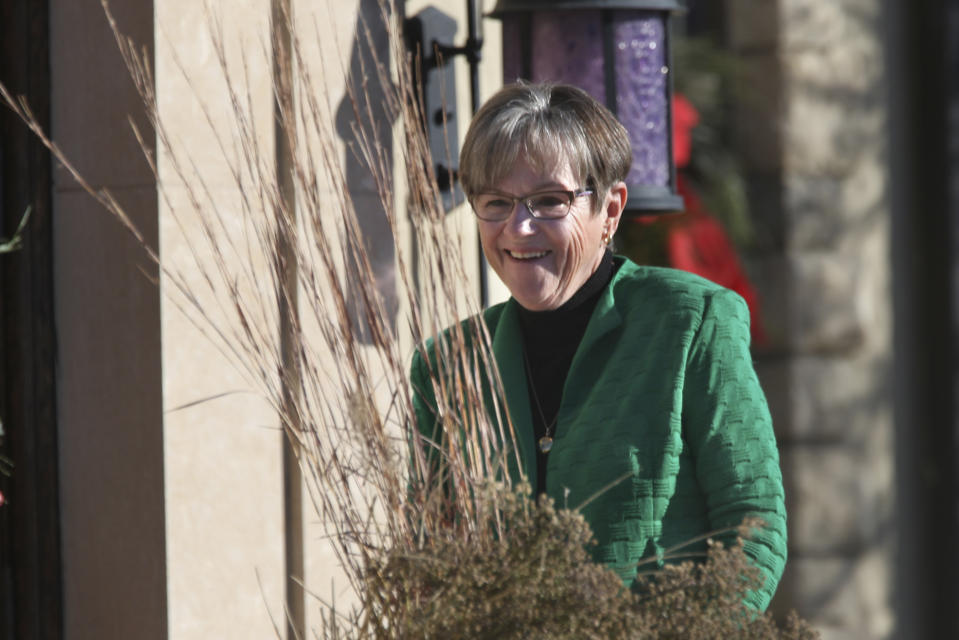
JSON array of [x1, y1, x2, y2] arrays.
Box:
[[0, 205, 33, 254]]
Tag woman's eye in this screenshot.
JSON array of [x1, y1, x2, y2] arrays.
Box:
[[533, 194, 566, 208]]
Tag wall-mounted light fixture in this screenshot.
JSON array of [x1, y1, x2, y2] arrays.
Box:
[[404, 6, 464, 212], [405, 0, 490, 302], [490, 0, 685, 215]]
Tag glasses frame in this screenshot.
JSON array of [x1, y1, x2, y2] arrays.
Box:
[[470, 188, 594, 221]]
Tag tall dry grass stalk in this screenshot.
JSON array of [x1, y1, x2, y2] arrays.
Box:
[[2, 0, 522, 632], [1, 2, 819, 637]]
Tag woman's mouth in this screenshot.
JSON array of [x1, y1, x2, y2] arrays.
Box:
[[506, 249, 549, 260]]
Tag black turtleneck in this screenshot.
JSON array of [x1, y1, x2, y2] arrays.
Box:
[[517, 249, 616, 494]]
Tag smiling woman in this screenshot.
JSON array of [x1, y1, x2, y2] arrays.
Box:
[[411, 81, 787, 611]]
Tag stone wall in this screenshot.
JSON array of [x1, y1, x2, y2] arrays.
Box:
[[726, 1, 895, 637]]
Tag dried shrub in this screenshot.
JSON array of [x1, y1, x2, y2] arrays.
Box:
[[364, 484, 635, 639], [363, 484, 817, 640]]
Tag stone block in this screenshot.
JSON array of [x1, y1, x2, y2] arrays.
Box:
[[782, 174, 844, 248], [779, 1, 886, 183], [755, 353, 892, 444], [790, 252, 868, 352], [780, 0, 883, 57], [780, 444, 893, 554], [783, 95, 884, 178], [772, 549, 894, 639], [783, 34, 883, 94], [785, 151, 888, 253], [837, 152, 888, 239], [748, 252, 867, 354], [782, 97, 851, 177]]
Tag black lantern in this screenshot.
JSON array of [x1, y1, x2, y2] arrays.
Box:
[[490, 0, 685, 215]]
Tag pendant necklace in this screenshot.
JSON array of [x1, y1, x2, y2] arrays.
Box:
[[522, 346, 558, 454]]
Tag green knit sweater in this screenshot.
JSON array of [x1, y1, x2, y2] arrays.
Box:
[[410, 257, 787, 611]]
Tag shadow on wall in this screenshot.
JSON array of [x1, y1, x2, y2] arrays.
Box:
[[336, 0, 399, 343]]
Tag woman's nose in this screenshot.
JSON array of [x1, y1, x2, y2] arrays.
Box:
[[505, 201, 537, 235]]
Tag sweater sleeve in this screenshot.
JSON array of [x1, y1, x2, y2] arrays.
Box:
[[682, 288, 787, 611]]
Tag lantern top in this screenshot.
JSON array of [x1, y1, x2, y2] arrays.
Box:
[[489, 0, 685, 17]]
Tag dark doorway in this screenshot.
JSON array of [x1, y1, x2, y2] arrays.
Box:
[[0, 0, 63, 637], [887, 0, 959, 638]]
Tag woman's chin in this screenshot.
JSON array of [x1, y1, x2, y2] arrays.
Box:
[[511, 287, 561, 311]]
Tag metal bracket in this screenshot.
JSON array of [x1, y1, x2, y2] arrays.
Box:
[[405, 6, 464, 212]]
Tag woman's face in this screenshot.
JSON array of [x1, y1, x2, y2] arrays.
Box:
[[476, 155, 625, 311]]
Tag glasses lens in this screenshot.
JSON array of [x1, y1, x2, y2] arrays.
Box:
[[473, 191, 575, 220], [528, 191, 572, 218], [474, 194, 514, 220]]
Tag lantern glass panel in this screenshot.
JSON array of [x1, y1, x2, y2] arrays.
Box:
[[500, 10, 671, 191], [503, 11, 605, 101], [614, 11, 670, 188], [532, 11, 605, 99]]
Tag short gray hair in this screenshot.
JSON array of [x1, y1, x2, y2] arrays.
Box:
[[458, 82, 632, 210]]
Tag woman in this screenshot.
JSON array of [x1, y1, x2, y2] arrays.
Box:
[[411, 82, 786, 611]]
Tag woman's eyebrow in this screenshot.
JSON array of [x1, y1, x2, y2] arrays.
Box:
[[483, 182, 571, 196]]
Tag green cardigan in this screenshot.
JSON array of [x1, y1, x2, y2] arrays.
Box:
[[411, 257, 787, 610]]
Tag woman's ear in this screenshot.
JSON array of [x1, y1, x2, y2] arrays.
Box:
[[603, 181, 628, 236]]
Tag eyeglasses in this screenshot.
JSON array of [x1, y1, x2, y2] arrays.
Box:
[[470, 188, 594, 222]]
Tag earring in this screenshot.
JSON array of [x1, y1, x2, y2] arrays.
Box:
[[602, 226, 612, 245]]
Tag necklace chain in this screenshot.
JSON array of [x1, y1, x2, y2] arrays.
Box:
[[521, 346, 558, 454]]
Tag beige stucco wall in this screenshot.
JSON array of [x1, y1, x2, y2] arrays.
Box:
[[156, 0, 501, 636], [157, 0, 340, 636], [157, 1, 289, 635]]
